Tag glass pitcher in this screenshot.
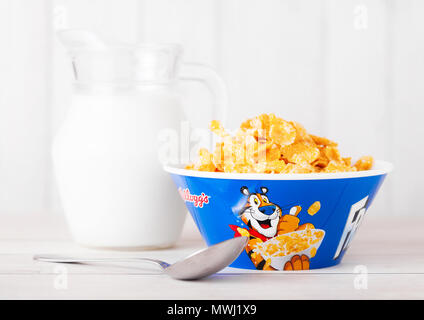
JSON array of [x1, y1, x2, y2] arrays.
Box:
[[53, 30, 227, 249]]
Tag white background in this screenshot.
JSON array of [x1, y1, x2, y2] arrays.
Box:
[[0, 0, 422, 217]]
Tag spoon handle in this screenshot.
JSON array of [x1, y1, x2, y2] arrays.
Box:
[[33, 255, 170, 270]]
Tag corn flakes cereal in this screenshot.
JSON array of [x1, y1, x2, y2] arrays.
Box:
[[307, 201, 321, 216], [186, 113, 374, 174], [310, 134, 337, 147], [343, 157, 352, 167], [196, 148, 216, 172], [281, 143, 320, 165], [269, 119, 296, 147], [237, 227, 250, 237], [210, 120, 228, 138], [323, 146, 342, 162], [323, 160, 357, 173], [354, 156, 374, 171], [253, 229, 325, 258], [310, 247, 317, 258]]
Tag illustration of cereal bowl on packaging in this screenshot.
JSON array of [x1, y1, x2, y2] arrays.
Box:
[[165, 161, 393, 271], [254, 229, 326, 270]]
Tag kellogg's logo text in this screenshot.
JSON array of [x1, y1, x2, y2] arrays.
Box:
[[178, 188, 210, 208]]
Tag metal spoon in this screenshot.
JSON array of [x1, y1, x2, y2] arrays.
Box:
[[34, 236, 248, 280]]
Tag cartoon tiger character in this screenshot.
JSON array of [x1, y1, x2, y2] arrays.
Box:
[[230, 186, 315, 271]]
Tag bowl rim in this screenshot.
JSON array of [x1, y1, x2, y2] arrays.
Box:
[[164, 160, 393, 180]]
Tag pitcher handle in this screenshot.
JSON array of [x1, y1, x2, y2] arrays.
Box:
[[180, 63, 228, 125]]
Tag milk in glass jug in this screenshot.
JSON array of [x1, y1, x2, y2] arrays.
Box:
[[53, 30, 227, 248]]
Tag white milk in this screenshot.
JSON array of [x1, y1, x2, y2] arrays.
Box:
[[52, 86, 187, 248]]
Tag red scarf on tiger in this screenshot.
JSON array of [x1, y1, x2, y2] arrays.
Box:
[[229, 224, 271, 242]]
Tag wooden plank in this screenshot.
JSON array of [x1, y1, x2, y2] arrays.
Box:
[[140, 0, 220, 130], [390, 0, 424, 217], [1, 214, 423, 274], [0, 214, 422, 298], [325, 0, 389, 158], [218, 0, 326, 133], [0, 0, 50, 214], [324, 0, 392, 216], [1, 273, 423, 299], [141, 0, 218, 65], [51, 0, 141, 43]]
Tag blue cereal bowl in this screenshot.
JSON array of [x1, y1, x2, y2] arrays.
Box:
[[165, 160, 393, 270]]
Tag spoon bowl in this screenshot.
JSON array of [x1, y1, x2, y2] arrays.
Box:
[[34, 236, 248, 280]]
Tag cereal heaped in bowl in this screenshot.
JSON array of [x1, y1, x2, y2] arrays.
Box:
[[186, 113, 373, 174]]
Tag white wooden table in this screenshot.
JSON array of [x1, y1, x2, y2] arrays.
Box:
[[1, 214, 423, 299]]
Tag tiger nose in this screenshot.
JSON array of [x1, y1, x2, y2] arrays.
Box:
[[259, 205, 276, 215]]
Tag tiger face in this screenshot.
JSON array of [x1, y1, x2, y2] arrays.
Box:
[[239, 186, 281, 238]]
